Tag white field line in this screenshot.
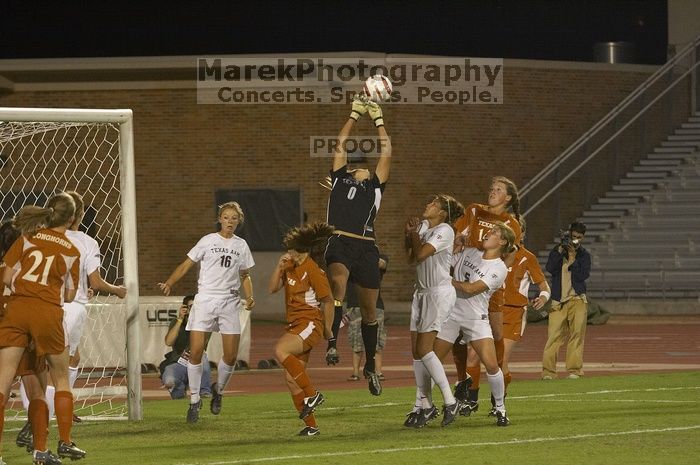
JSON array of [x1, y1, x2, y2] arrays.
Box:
[[256, 385, 700, 415], [176, 425, 700, 465]]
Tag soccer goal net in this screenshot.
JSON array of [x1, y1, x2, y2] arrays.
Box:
[[0, 108, 141, 421]]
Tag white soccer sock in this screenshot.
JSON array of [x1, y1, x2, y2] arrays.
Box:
[[421, 352, 456, 406], [487, 368, 506, 412], [68, 366, 80, 390], [217, 360, 235, 393], [20, 382, 56, 419], [412, 359, 431, 409], [187, 362, 203, 404], [46, 385, 55, 420], [19, 380, 29, 410]]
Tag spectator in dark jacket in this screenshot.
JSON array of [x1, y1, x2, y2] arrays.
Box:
[[541, 222, 591, 380]]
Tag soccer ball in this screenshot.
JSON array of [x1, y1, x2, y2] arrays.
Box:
[[363, 74, 393, 102]]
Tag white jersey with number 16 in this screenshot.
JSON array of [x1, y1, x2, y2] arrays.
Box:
[[187, 233, 255, 296]]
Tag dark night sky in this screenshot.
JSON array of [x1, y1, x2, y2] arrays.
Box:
[[0, 0, 668, 64]]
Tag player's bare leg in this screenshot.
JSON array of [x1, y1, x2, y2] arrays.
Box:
[[326, 262, 349, 365]]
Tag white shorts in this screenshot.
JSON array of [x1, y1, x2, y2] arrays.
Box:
[[437, 313, 493, 345], [410, 286, 456, 333], [186, 294, 241, 335], [63, 301, 87, 356]]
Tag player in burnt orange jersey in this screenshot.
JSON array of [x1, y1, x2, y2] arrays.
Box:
[[0, 220, 53, 461], [269, 222, 335, 436], [0, 193, 86, 464], [494, 219, 550, 414], [452, 176, 523, 415]]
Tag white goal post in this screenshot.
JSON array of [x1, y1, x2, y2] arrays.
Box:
[[0, 107, 141, 421]]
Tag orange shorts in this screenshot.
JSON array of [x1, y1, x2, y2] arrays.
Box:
[[488, 288, 505, 313], [502, 305, 526, 342], [0, 296, 65, 356], [286, 318, 324, 353]]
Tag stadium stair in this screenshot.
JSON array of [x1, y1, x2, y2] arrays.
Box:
[[537, 112, 700, 299]]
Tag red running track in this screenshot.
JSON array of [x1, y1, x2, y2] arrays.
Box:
[[142, 315, 700, 398]]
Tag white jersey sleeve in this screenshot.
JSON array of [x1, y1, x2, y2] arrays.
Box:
[[187, 236, 208, 263], [84, 235, 102, 276], [426, 222, 454, 254], [240, 241, 255, 270], [482, 260, 507, 291]]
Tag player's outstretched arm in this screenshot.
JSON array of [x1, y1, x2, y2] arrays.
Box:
[[371, 104, 391, 183], [158, 258, 195, 296], [89, 271, 126, 299], [333, 97, 368, 172]]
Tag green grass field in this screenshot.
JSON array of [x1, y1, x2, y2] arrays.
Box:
[[3, 371, 700, 465]]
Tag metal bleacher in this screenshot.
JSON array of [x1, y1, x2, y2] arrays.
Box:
[[520, 35, 700, 303], [537, 113, 700, 299]]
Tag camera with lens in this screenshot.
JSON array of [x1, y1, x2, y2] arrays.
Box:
[[559, 230, 579, 248]]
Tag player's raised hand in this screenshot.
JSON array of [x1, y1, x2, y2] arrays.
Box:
[[367, 101, 384, 127], [349, 95, 369, 121], [405, 217, 420, 234]]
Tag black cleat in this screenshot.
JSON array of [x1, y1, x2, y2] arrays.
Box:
[[441, 402, 460, 427], [299, 391, 325, 419], [57, 440, 86, 460], [460, 400, 479, 417], [364, 368, 382, 396], [496, 410, 510, 427], [298, 426, 320, 436], [210, 383, 222, 415], [16, 420, 33, 451], [186, 399, 202, 423], [403, 408, 421, 427], [325, 347, 340, 365], [453, 376, 473, 402], [413, 405, 439, 428], [32, 450, 62, 465]]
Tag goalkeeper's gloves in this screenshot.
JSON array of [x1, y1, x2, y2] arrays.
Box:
[[349, 95, 369, 121], [367, 101, 384, 127]]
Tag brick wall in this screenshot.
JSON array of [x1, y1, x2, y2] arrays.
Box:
[[0, 63, 654, 300]]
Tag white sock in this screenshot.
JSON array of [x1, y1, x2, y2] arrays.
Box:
[[46, 385, 56, 420], [68, 366, 80, 390], [187, 362, 203, 404], [421, 351, 456, 406], [487, 368, 506, 412], [217, 360, 235, 393], [412, 360, 431, 409], [19, 380, 29, 410]]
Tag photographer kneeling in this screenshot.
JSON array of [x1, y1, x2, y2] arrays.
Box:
[[160, 295, 213, 399], [541, 222, 591, 380]]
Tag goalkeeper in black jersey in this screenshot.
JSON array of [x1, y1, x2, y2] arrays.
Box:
[[324, 97, 391, 396]]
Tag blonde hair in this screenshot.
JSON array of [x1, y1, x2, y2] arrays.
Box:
[[218, 201, 244, 224], [13, 192, 76, 237], [491, 221, 517, 254], [491, 176, 521, 224]]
